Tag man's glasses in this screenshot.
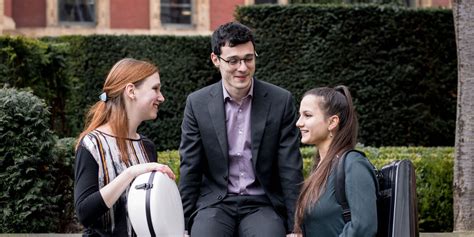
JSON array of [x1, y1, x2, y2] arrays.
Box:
[[217, 53, 258, 68]]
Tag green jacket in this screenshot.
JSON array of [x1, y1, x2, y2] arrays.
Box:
[[302, 152, 378, 236]]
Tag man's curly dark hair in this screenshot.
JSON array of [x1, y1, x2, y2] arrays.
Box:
[[211, 22, 256, 56]]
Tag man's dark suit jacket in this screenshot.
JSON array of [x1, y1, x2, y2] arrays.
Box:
[[178, 78, 304, 233]]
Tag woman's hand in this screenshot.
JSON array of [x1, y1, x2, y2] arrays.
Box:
[[127, 162, 176, 180], [100, 162, 175, 208]]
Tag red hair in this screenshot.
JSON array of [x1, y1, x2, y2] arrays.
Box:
[[76, 58, 158, 164]]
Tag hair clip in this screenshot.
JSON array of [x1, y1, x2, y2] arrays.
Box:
[[99, 92, 108, 102]]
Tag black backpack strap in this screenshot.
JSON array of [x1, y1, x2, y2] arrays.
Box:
[[335, 149, 366, 223]]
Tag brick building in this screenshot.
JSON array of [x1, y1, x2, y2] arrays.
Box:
[[0, 0, 450, 37]]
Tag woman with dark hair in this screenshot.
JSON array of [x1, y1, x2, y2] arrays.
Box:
[[294, 86, 378, 236], [74, 58, 175, 236]]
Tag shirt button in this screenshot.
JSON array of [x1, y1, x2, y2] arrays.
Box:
[[240, 172, 244, 176], [238, 109, 242, 113]]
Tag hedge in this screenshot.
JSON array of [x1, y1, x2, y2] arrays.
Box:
[[365, 146, 454, 232], [52, 137, 80, 232], [1, 5, 456, 151], [0, 37, 71, 137], [289, 0, 407, 5], [0, 87, 61, 232], [45, 35, 219, 150], [236, 4, 457, 147], [57, 5, 456, 149]]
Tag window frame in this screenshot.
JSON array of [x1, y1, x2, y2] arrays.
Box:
[[57, 0, 97, 26], [160, 0, 194, 27]]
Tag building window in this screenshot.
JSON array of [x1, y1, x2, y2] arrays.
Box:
[[255, 0, 278, 3], [161, 0, 192, 25], [58, 0, 95, 24]]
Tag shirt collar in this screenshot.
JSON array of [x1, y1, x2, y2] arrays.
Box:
[[223, 77, 254, 102]]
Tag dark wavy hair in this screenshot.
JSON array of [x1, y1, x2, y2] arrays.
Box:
[[211, 21, 256, 55]]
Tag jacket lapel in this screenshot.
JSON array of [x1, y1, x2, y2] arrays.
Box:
[[208, 83, 229, 161], [251, 79, 270, 167]]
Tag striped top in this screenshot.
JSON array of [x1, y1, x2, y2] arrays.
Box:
[[74, 130, 157, 236]]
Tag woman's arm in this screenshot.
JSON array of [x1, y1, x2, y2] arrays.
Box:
[[74, 146, 108, 227], [99, 160, 174, 208], [74, 145, 175, 226]]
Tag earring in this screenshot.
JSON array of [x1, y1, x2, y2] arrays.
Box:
[[329, 132, 333, 138]]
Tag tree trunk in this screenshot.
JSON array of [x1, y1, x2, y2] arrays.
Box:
[[453, 0, 474, 231]]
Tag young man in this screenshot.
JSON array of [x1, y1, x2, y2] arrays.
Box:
[[179, 22, 303, 237]]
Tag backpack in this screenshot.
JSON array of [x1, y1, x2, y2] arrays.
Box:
[[335, 150, 419, 237]]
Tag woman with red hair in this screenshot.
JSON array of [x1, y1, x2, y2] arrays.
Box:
[[74, 58, 175, 236]]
